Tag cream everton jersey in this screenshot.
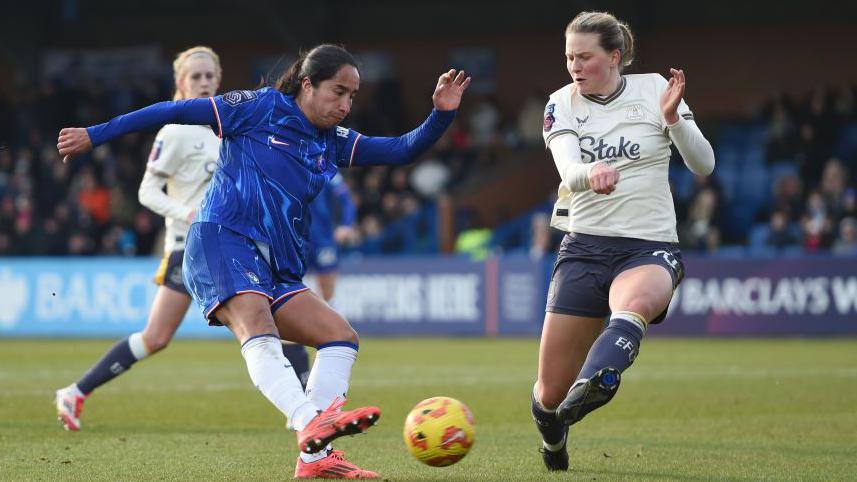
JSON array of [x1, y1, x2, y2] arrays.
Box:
[[543, 73, 693, 242], [141, 124, 220, 252]]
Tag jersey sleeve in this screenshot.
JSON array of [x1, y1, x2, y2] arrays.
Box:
[[146, 126, 185, 176], [542, 91, 577, 149], [332, 126, 362, 168], [209, 88, 269, 138], [332, 109, 456, 167]]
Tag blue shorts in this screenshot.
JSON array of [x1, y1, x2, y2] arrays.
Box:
[[545, 232, 684, 324], [307, 241, 339, 274], [183, 222, 309, 325]]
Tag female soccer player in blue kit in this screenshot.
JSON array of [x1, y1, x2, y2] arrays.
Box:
[[58, 44, 470, 479]]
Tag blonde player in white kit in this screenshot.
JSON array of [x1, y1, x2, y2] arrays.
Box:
[[55, 47, 223, 431], [530, 12, 715, 471]]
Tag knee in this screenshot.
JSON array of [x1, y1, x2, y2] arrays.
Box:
[[620, 295, 665, 322], [338, 326, 359, 345], [142, 332, 172, 354]]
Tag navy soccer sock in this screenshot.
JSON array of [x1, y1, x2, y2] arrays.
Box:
[[76, 334, 148, 395], [531, 386, 567, 449], [282, 343, 311, 390], [577, 311, 646, 381]]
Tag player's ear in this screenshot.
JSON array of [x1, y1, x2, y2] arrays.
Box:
[[611, 49, 621, 68], [301, 76, 313, 93]]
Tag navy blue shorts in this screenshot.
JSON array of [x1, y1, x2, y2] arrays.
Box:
[[545, 232, 684, 324], [307, 241, 339, 274], [153, 249, 188, 295], [183, 222, 309, 325]]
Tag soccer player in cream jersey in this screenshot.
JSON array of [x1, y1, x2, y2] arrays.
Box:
[[531, 12, 715, 471], [54, 47, 229, 431]]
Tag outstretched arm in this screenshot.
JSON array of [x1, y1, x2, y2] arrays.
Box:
[[347, 69, 471, 167], [57, 98, 216, 163], [661, 68, 715, 176]]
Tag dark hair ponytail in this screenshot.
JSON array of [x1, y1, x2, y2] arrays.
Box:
[[275, 44, 358, 96]]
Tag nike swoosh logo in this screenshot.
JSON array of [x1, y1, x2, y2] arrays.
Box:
[[270, 137, 289, 146]]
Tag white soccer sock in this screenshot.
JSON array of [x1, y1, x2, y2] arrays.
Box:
[[299, 449, 330, 464], [128, 332, 150, 361], [240, 334, 319, 431], [305, 343, 358, 410], [299, 343, 358, 463]]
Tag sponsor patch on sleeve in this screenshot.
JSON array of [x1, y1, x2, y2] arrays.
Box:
[[148, 139, 163, 162], [543, 103, 556, 132], [222, 90, 258, 107], [336, 126, 350, 138]]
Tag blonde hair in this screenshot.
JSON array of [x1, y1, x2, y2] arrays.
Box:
[[566, 12, 635, 71], [172, 46, 222, 100]]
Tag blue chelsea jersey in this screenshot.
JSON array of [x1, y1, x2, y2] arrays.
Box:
[[197, 87, 360, 281]]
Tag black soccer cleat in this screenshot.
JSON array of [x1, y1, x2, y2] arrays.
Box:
[[531, 391, 570, 471], [556, 367, 621, 426], [539, 441, 569, 471]]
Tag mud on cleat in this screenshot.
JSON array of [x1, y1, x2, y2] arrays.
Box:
[[556, 367, 621, 426], [297, 398, 381, 454]]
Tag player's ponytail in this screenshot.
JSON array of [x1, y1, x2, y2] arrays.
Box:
[[566, 12, 635, 71], [277, 57, 306, 96], [274, 44, 358, 97], [617, 22, 635, 69]]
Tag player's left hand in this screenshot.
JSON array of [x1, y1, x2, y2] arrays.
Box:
[[660, 68, 685, 125], [57, 127, 93, 163], [432, 69, 471, 111]]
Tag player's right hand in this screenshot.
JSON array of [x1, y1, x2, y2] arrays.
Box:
[[588, 162, 620, 194], [57, 127, 93, 164]]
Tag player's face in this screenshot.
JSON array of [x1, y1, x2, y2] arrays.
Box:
[[304, 65, 360, 129], [565, 32, 618, 95], [178, 56, 220, 99]]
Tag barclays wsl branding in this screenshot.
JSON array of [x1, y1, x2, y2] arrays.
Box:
[[671, 276, 857, 317], [0, 261, 163, 333]]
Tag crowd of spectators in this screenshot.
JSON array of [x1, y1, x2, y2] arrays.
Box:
[[673, 85, 857, 256], [1, 60, 855, 258]]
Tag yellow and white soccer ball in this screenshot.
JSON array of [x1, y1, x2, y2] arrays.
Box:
[[403, 396, 475, 467]]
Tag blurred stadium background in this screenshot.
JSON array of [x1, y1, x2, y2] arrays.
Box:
[[1, 0, 856, 337], [1, 1, 856, 480]]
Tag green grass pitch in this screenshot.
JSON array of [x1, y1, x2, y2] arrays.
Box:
[[1, 337, 855, 481]]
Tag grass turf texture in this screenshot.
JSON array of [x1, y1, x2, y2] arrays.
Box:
[[1, 338, 855, 481]]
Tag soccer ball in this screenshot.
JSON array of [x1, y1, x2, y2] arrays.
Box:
[[403, 396, 475, 467]]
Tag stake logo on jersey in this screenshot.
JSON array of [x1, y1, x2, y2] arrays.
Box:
[[579, 135, 641, 163], [543, 74, 696, 242]]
